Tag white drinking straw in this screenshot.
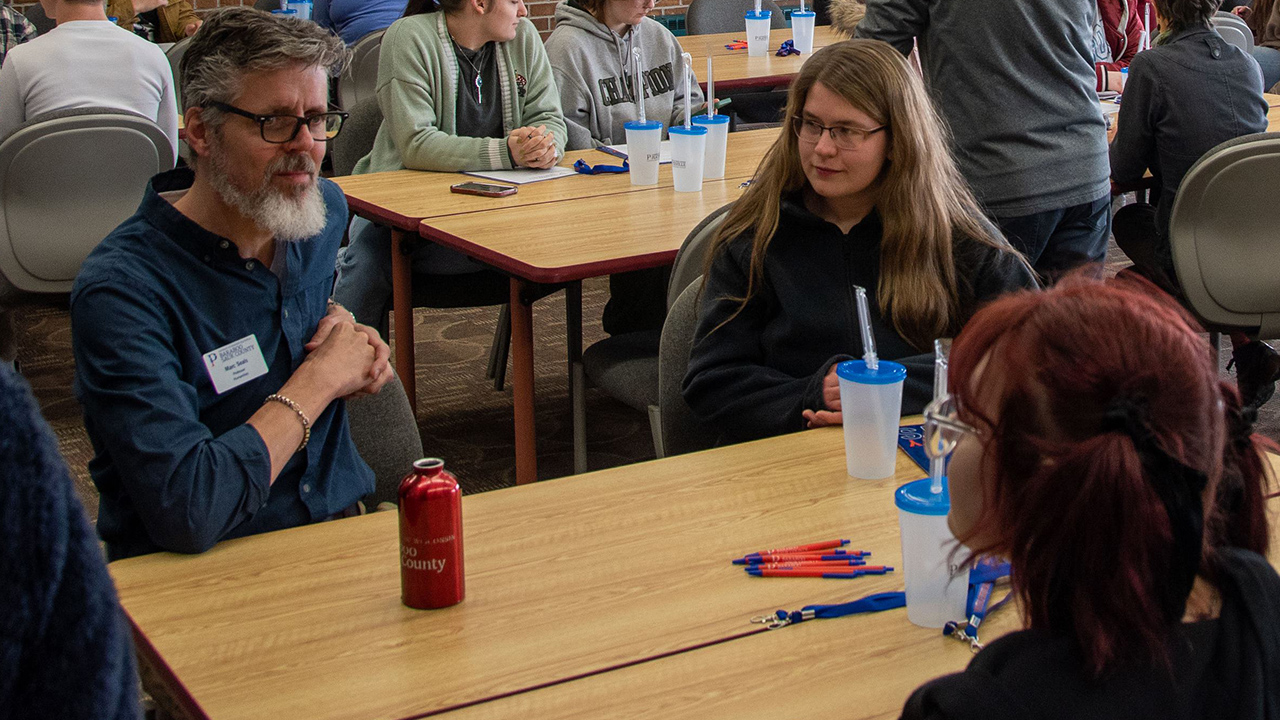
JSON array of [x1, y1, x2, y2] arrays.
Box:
[[799, 0, 805, 13], [683, 52, 693, 129], [633, 48, 645, 123], [854, 286, 877, 372], [929, 339, 950, 495], [707, 57, 715, 117], [1143, 4, 1151, 50], [754, 0, 761, 13]]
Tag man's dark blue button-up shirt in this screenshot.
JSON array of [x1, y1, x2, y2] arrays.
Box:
[[71, 173, 374, 560]]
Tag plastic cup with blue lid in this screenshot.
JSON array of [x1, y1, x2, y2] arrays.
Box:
[[895, 478, 969, 627], [791, 10, 816, 54], [623, 120, 663, 186], [745, 10, 773, 57], [836, 358, 906, 479]]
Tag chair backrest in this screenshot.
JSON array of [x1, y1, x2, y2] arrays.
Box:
[[22, 3, 55, 36], [1169, 132, 1280, 337], [338, 30, 386, 111], [345, 374, 424, 507], [686, 0, 787, 34], [332, 95, 383, 176], [1214, 10, 1251, 34], [254, 0, 286, 10], [1211, 19, 1254, 54], [667, 202, 733, 308], [658, 280, 719, 456], [0, 109, 174, 296], [166, 36, 193, 107]]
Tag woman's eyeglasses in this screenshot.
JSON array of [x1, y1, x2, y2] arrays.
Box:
[[791, 117, 886, 151], [922, 393, 980, 460], [207, 101, 348, 144]]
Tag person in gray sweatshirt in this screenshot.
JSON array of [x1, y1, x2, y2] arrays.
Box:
[[544, 0, 704, 151], [847, 0, 1113, 281]]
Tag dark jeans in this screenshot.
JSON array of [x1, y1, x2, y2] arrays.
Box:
[[603, 267, 671, 336], [991, 193, 1112, 282], [1111, 201, 1190, 300]]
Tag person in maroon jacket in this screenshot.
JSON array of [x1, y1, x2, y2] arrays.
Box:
[[1094, 0, 1145, 93]]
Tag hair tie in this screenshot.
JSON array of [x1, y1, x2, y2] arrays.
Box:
[[1100, 393, 1207, 624]]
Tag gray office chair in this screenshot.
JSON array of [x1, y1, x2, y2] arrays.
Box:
[[1212, 20, 1255, 55], [166, 37, 193, 107], [1169, 132, 1280, 344], [22, 3, 54, 36], [657, 280, 720, 457], [686, 0, 787, 34], [331, 95, 381, 176], [575, 204, 732, 469], [0, 108, 174, 299], [254, 0, 286, 10], [346, 374, 424, 508], [337, 30, 385, 111]]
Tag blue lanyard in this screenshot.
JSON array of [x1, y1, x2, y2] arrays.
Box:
[[752, 591, 905, 629], [943, 560, 1011, 651], [572, 158, 628, 175]]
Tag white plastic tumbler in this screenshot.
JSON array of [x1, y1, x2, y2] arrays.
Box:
[[287, 0, 313, 19], [895, 478, 969, 628], [745, 11, 773, 57], [836, 359, 906, 480], [791, 10, 816, 54], [669, 125, 708, 192], [692, 114, 730, 179], [624, 120, 663, 186]]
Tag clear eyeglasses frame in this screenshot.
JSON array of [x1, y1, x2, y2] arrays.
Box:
[[790, 117, 886, 151], [922, 393, 981, 460]]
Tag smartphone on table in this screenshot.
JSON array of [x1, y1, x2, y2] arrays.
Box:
[[450, 182, 517, 198]]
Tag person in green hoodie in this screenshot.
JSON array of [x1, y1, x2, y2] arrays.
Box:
[[332, 0, 568, 331]]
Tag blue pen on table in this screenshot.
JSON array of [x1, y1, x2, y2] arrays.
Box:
[[747, 566, 893, 578]]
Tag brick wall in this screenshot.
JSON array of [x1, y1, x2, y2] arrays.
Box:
[[11, 0, 694, 40]]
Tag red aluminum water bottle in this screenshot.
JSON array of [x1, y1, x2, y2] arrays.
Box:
[[398, 458, 465, 609]]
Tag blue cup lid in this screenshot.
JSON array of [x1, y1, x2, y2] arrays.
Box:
[[745, 10, 772, 19], [692, 114, 731, 126], [669, 125, 708, 136], [836, 359, 906, 385], [624, 120, 664, 132], [894, 477, 951, 515], [791, 10, 816, 17]]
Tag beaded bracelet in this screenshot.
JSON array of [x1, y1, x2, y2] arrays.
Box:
[[264, 393, 311, 454]]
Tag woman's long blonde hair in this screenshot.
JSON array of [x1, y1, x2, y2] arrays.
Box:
[[704, 39, 1017, 350]]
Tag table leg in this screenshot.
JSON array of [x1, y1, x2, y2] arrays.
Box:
[[510, 278, 537, 484], [391, 229, 416, 415], [566, 282, 586, 474]]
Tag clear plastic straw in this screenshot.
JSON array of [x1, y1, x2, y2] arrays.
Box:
[[707, 57, 715, 117], [682, 53, 693, 129], [633, 48, 645, 123], [1143, 5, 1151, 50], [754, 0, 761, 13], [854, 286, 877, 372], [799, 0, 805, 13], [929, 339, 951, 494]]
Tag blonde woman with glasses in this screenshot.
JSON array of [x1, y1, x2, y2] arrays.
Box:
[[681, 39, 1036, 446]]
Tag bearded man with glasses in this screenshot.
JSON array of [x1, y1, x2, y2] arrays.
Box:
[[71, 7, 393, 560]]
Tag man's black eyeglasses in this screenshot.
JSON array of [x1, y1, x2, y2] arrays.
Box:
[[207, 101, 348, 144]]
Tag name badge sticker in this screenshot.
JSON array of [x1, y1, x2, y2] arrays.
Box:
[[202, 334, 269, 395]]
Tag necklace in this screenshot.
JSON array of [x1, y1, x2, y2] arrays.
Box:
[[451, 38, 486, 105]]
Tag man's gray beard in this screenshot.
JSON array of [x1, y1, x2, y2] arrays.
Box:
[[206, 140, 327, 242]]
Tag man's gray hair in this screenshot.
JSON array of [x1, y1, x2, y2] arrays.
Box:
[[179, 7, 351, 116]]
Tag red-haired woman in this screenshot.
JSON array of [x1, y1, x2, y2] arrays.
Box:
[[903, 277, 1279, 719]]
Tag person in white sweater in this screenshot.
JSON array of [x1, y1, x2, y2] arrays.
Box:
[[0, 0, 178, 163]]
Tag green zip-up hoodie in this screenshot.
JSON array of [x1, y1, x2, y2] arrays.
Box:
[[354, 12, 567, 174]]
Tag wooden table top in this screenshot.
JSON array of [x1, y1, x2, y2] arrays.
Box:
[[112, 426, 960, 720], [413, 128, 778, 283], [333, 128, 777, 232], [680, 26, 846, 91]]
